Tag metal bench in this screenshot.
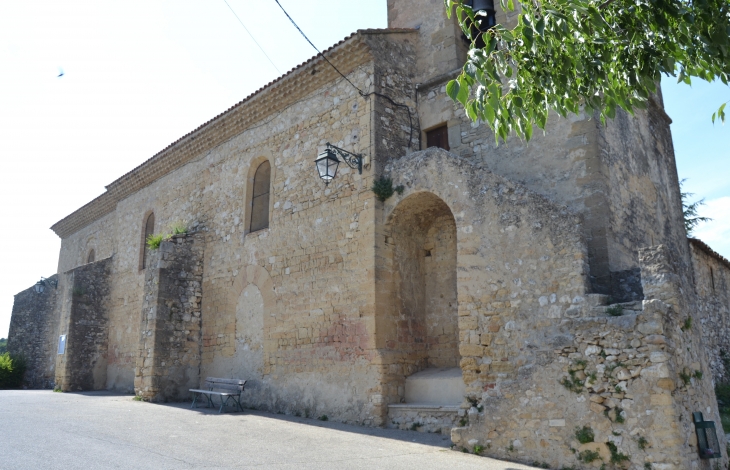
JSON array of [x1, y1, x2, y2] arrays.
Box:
[[190, 377, 246, 413]]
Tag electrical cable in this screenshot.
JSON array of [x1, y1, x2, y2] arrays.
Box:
[[224, 0, 282, 74], [273, 0, 414, 149], [273, 0, 364, 95]]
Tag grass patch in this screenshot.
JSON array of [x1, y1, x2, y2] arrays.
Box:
[[578, 449, 601, 463], [605, 305, 624, 317]]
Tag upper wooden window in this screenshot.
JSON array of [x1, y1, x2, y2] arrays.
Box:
[[426, 125, 450, 151], [142, 213, 155, 269], [250, 161, 271, 232], [87, 250, 95, 264]]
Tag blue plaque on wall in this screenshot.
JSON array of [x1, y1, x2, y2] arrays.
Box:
[[58, 335, 66, 355]]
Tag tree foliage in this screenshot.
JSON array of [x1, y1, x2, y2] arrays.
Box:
[[0, 352, 26, 389], [0, 338, 6, 354], [680, 179, 712, 234], [445, 0, 730, 142]]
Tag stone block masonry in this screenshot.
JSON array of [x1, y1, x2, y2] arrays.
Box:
[[55, 257, 113, 392], [7, 274, 60, 389], [135, 232, 205, 402]]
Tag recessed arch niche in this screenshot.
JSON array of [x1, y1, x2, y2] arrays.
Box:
[[379, 191, 460, 403]]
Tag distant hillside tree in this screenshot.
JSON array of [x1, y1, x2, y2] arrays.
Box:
[[680, 180, 712, 235]]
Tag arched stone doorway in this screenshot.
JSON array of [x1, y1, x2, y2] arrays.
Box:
[[379, 191, 462, 406]]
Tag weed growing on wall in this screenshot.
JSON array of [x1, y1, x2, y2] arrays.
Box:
[[574, 426, 595, 444], [605, 305, 624, 317], [371, 176, 404, 202], [146, 234, 165, 250]]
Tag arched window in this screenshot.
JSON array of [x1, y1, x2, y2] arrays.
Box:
[[87, 249, 95, 264], [142, 213, 155, 270], [250, 161, 271, 232]]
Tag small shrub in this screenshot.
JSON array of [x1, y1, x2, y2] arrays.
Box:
[[133, 395, 144, 402], [615, 407, 626, 424], [146, 233, 165, 250], [644, 463, 652, 470], [410, 422, 422, 431], [0, 353, 26, 389], [473, 444, 484, 454], [506, 443, 515, 453], [682, 317, 693, 331], [636, 435, 648, 450], [587, 371, 598, 382], [578, 449, 601, 463], [459, 417, 468, 427], [53, 387, 63, 393], [318, 414, 328, 421], [694, 370, 703, 380], [371, 176, 404, 202], [575, 425, 595, 444], [606, 305, 624, 317]]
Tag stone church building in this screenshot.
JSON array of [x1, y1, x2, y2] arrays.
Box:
[[9, 1, 730, 468]]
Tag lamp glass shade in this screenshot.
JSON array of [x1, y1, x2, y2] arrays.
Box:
[[35, 281, 44, 294], [315, 149, 340, 183]]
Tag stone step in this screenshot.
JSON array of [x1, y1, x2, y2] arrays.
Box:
[[387, 403, 460, 434]]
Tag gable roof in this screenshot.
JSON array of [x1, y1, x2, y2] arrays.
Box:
[[51, 28, 415, 239], [689, 238, 730, 271]]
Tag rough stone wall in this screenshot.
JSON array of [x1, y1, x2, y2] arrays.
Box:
[[375, 147, 591, 422], [364, 31, 419, 161], [411, 41, 684, 303], [136, 232, 204, 402], [690, 239, 730, 384], [387, 0, 466, 83], [51, 33, 395, 403], [55, 257, 112, 392], [7, 275, 60, 389], [599, 96, 689, 300], [446, 244, 727, 469]]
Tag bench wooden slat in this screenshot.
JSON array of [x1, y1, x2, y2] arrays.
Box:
[[205, 377, 246, 385], [204, 382, 244, 392], [190, 377, 246, 414]]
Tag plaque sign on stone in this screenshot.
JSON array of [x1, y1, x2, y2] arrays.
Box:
[[58, 335, 66, 355]]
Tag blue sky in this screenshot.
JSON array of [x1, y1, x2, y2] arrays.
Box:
[[0, 1, 727, 337]]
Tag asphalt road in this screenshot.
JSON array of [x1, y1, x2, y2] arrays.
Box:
[[0, 390, 538, 470]]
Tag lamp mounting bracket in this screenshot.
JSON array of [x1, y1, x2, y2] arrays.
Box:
[[326, 143, 363, 175]]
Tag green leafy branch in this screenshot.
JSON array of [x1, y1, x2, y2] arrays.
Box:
[[444, 0, 730, 143]]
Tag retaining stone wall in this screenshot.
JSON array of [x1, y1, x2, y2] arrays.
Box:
[[55, 258, 113, 391], [7, 274, 59, 389], [135, 232, 204, 402]]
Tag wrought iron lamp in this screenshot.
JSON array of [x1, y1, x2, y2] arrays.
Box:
[[34, 277, 58, 294], [469, 0, 497, 31], [464, 0, 497, 48], [315, 143, 363, 185]]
